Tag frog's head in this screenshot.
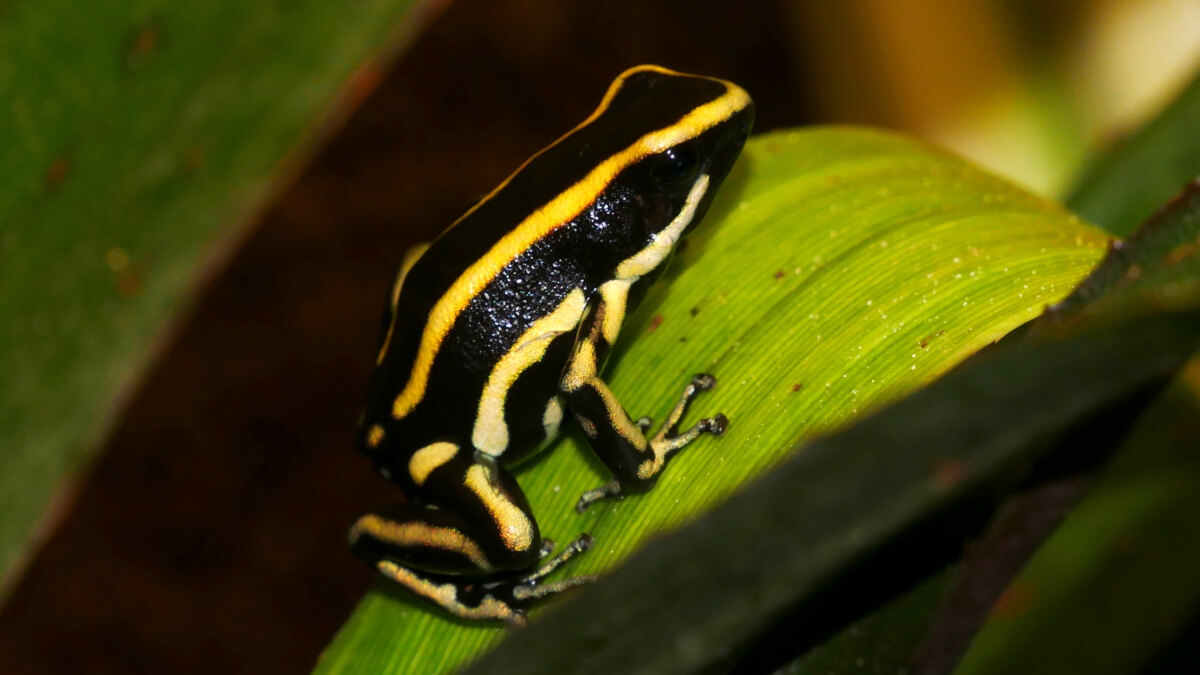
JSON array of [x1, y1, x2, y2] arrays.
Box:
[[578, 65, 754, 280], [630, 66, 754, 240]]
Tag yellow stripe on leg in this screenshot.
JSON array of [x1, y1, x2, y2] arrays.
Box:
[[376, 560, 519, 623], [408, 441, 459, 486], [464, 465, 536, 554], [349, 514, 491, 571]]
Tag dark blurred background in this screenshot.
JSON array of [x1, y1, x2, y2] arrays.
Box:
[[0, 1, 1195, 673]]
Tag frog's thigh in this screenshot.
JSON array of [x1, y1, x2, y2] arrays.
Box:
[[350, 452, 541, 575], [350, 503, 531, 623]]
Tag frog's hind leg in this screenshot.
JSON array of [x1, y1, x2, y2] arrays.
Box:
[[349, 453, 592, 624], [369, 535, 592, 626]]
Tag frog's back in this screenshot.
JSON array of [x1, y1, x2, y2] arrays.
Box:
[[361, 67, 747, 465]]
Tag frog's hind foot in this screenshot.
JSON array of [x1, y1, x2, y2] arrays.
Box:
[[486, 533, 596, 626], [372, 533, 594, 626], [519, 533, 593, 585]]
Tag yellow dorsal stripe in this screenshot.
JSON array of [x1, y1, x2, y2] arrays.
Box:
[[440, 65, 682, 233], [392, 76, 751, 420], [376, 242, 431, 365]]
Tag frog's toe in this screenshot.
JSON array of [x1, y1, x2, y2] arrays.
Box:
[[486, 533, 595, 617], [576, 479, 623, 512]]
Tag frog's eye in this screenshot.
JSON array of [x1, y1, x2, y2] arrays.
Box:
[[650, 143, 701, 186]]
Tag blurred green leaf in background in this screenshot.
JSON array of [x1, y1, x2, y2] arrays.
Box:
[[0, 0, 425, 589]]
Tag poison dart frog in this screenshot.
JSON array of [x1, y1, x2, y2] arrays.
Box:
[[350, 65, 754, 624]]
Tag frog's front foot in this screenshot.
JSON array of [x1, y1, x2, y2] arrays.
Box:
[[575, 373, 727, 513], [576, 480, 623, 512]]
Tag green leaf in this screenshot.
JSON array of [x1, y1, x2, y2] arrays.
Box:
[[0, 2, 422, 587], [1066, 67, 1200, 237], [315, 127, 1105, 674], [951, 186, 1200, 675]]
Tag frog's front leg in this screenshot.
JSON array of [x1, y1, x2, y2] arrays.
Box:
[[559, 294, 727, 512], [349, 450, 592, 624]]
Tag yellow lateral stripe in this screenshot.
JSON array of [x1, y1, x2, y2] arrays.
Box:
[[392, 79, 751, 420], [376, 242, 432, 365], [596, 175, 710, 346], [437, 65, 681, 234], [464, 465, 535, 553], [616, 174, 710, 279], [472, 288, 587, 454]]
